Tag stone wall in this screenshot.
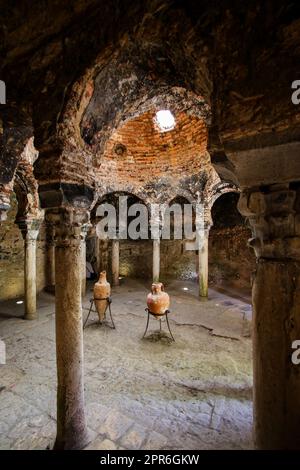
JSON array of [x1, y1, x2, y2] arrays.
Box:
[[208, 225, 255, 291], [209, 193, 256, 291], [0, 193, 47, 300], [118, 239, 196, 282], [115, 227, 255, 291], [119, 240, 152, 280]]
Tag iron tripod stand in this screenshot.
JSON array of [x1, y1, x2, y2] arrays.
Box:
[[143, 308, 175, 341], [83, 296, 115, 330]]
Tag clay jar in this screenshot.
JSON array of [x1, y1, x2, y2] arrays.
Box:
[[147, 282, 170, 316], [94, 271, 111, 322]]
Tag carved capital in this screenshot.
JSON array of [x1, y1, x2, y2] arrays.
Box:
[[45, 207, 90, 247], [238, 183, 300, 260], [16, 217, 42, 241]]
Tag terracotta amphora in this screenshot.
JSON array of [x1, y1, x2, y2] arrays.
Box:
[[146, 282, 170, 316], [94, 271, 111, 321]]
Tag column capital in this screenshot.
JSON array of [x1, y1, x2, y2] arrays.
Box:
[[16, 217, 42, 241], [45, 207, 90, 247], [238, 183, 300, 260]]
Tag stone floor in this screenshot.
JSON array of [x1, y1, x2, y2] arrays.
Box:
[[0, 278, 253, 450]]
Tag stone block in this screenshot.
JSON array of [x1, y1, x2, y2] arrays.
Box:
[[85, 438, 117, 450], [97, 409, 134, 441], [143, 430, 168, 450], [120, 423, 147, 449]]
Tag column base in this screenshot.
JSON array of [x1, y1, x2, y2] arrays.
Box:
[[24, 313, 37, 321], [45, 285, 55, 295], [53, 428, 91, 451], [199, 295, 208, 301]]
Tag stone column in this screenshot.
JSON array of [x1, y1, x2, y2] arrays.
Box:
[[95, 236, 101, 276], [46, 224, 55, 292], [152, 238, 160, 282], [17, 219, 41, 320], [197, 229, 209, 298], [151, 206, 162, 283], [80, 225, 89, 297], [96, 239, 109, 274], [111, 238, 120, 286], [101, 239, 109, 273], [238, 183, 300, 449], [46, 208, 89, 450]]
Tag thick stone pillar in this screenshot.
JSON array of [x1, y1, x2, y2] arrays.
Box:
[[111, 238, 120, 286], [17, 219, 41, 320], [47, 208, 89, 450], [46, 224, 55, 292], [152, 238, 160, 282], [197, 229, 209, 298], [239, 183, 300, 449]]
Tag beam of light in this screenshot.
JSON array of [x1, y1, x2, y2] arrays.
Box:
[[155, 110, 175, 132]]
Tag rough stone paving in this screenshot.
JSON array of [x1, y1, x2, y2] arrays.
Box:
[[0, 279, 252, 450]]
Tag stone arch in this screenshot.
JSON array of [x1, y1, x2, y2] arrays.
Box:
[[91, 189, 150, 238], [55, 30, 211, 157], [13, 171, 30, 221], [161, 194, 195, 242], [13, 138, 42, 222], [0, 107, 33, 187], [208, 182, 240, 210], [204, 182, 240, 230], [95, 189, 148, 208], [165, 191, 195, 207], [33, 32, 211, 191]]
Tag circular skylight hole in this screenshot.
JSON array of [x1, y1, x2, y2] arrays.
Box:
[[155, 110, 176, 132]]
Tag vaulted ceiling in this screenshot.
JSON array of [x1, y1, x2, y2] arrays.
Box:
[[1, 0, 300, 212]]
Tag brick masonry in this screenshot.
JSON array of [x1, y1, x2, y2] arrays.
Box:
[[97, 110, 209, 198]]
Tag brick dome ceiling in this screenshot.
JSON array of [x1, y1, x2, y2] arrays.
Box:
[[97, 110, 209, 188]]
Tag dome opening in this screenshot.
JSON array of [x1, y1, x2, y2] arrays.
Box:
[[155, 110, 176, 132]]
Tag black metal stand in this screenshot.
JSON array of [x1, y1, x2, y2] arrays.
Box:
[[142, 308, 175, 341], [83, 296, 115, 330]]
